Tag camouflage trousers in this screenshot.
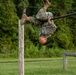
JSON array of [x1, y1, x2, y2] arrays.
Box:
[[29, 8, 57, 38], [36, 8, 53, 21]]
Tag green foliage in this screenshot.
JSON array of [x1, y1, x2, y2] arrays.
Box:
[[46, 48, 63, 57], [0, 0, 18, 57], [0, 0, 76, 58], [39, 46, 47, 57], [24, 40, 39, 58], [56, 22, 73, 49]]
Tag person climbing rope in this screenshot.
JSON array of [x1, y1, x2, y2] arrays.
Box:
[[20, 0, 57, 45]]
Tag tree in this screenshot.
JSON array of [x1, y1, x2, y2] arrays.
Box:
[[0, 0, 18, 55]]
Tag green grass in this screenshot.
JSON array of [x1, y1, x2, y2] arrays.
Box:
[[0, 57, 76, 75]]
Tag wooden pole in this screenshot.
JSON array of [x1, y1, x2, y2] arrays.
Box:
[[63, 53, 67, 70], [18, 20, 24, 75]]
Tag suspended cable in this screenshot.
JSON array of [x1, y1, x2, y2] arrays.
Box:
[[51, 12, 76, 20]]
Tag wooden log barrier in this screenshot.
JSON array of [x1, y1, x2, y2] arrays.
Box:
[[63, 52, 76, 70]]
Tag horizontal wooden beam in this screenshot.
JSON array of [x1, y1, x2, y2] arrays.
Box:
[[64, 52, 76, 56]]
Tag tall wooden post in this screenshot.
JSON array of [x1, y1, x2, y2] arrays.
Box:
[[19, 20, 24, 75]]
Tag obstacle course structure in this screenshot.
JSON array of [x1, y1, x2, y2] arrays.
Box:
[[63, 52, 76, 70]]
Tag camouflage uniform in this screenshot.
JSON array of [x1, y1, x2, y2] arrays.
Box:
[[29, 8, 57, 38]]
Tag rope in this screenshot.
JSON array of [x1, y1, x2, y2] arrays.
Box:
[[51, 12, 76, 20]]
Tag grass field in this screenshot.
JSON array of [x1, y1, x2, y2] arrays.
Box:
[[0, 57, 76, 75]]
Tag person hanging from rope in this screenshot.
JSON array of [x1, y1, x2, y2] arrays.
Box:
[[20, 0, 57, 45]]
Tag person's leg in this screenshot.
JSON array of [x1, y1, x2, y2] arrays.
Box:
[[43, 0, 51, 10], [36, 0, 51, 21], [20, 14, 30, 25], [20, 14, 42, 25], [20, 0, 51, 25]]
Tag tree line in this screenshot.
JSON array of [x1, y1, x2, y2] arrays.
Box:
[[0, 0, 76, 58]]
